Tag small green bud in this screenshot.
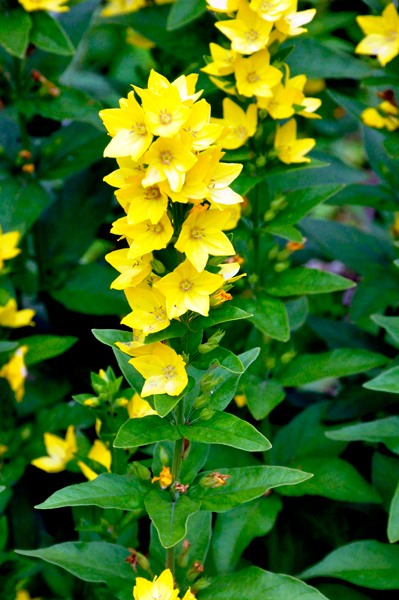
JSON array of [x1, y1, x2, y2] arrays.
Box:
[[186, 560, 205, 581], [274, 261, 290, 272], [193, 578, 211, 590], [151, 258, 165, 274], [270, 195, 286, 210], [248, 273, 259, 285], [199, 373, 224, 392], [198, 329, 225, 354], [277, 249, 290, 262], [280, 351, 296, 364], [128, 462, 151, 480], [255, 155, 266, 168], [264, 209, 275, 222], [268, 245, 280, 260], [200, 408, 215, 420], [266, 357, 276, 369], [136, 552, 151, 572], [193, 392, 211, 409], [159, 445, 170, 466]]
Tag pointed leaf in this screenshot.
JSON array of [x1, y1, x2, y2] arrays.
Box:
[[191, 305, 252, 331], [19, 335, 77, 366], [388, 482, 399, 543], [114, 415, 181, 448], [0, 9, 32, 58], [145, 489, 201, 548], [265, 267, 355, 297], [30, 12, 75, 56], [191, 347, 244, 374]]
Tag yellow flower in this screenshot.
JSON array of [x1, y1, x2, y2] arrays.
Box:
[[133, 569, 179, 600], [151, 465, 173, 488], [206, 0, 240, 12], [116, 180, 169, 225], [356, 3, 399, 66], [126, 28, 156, 49], [274, 118, 315, 164], [250, 0, 292, 21], [201, 43, 238, 76], [105, 250, 153, 289], [234, 392, 247, 407], [283, 67, 322, 119], [219, 261, 242, 279], [128, 392, 157, 418], [180, 99, 224, 151], [275, 0, 316, 36], [101, 0, 146, 16], [175, 208, 235, 272], [209, 76, 237, 96], [115, 330, 149, 356], [212, 98, 257, 149], [141, 86, 191, 138], [103, 156, 145, 188], [142, 137, 197, 193], [135, 71, 202, 106], [361, 101, 399, 131], [0, 298, 35, 328], [154, 260, 224, 318], [78, 440, 112, 481], [15, 590, 41, 600], [234, 48, 282, 97], [31, 426, 77, 473], [121, 285, 170, 334], [18, 0, 68, 12], [0, 444, 8, 457], [131, 343, 188, 397], [0, 346, 28, 403], [204, 146, 243, 207], [257, 82, 300, 119], [100, 91, 153, 160], [303, 78, 326, 95], [111, 213, 173, 258], [0, 227, 21, 271], [222, 202, 242, 230], [162, 153, 211, 204], [216, 0, 274, 54]]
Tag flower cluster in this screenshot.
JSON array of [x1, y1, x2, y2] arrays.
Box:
[[0, 228, 35, 403], [202, 0, 319, 163], [102, 0, 176, 18], [134, 569, 194, 600], [18, 0, 69, 12], [355, 2, 399, 67], [100, 70, 244, 397], [361, 97, 399, 132]]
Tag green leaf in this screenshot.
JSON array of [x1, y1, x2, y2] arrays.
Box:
[[145, 320, 187, 343], [199, 566, 329, 600], [113, 347, 145, 394], [210, 495, 282, 574], [0, 341, 19, 354], [327, 90, 366, 119], [372, 452, 399, 512], [92, 329, 131, 348], [364, 366, 399, 393], [279, 457, 381, 503], [191, 305, 251, 331], [35, 473, 149, 511], [326, 417, 399, 451], [154, 377, 195, 417], [18, 335, 77, 366], [276, 349, 389, 387], [388, 482, 399, 543], [0, 9, 32, 58], [179, 411, 271, 452], [16, 542, 135, 590], [372, 314, 399, 345], [166, 0, 207, 30], [384, 135, 399, 160], [300, 541, 399, 589], [208, 348, 260, 411], [265, 223, 303, 242], [114, 415, 181, 448], [180, 441, 210, 484], [286, 296, 309, 331], [316, 584, 372, 600], [0, 181, 52, 236], [51, 263, 128, 315], [239, 294, 289, 342], [231, 175, 263, 195], [191, 347, 244, 374], [189, 465, 313, 511], [30, 12, 75, 56], [145, 489, 201, 548], [265, 267, 355, 297], [246, 377, 285, 420]]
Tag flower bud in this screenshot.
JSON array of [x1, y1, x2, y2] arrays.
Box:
[[200, 471, 231, 488], [274, 261, 290, 272], [128, 461, 151, 480], [198, 329, 225, 354], [270, 194, 286, 210], [159, 445, 170, 466], [177, 539, 191, 568], [255, 155, 266, 168], [84, 397, 100, 407], [263, 209, 275, 222], [136, 551, 151, 573], [193, 577, 211, 590], [151, 257, 165, 273], [199, 373, 224, 392], [115, 397, 129, 407], [268, 245, 280, 260], [200, 408, 215, 420], [280, 351, 296, 364], [186, 560, 204, 581], [193, 392, 211, 409]]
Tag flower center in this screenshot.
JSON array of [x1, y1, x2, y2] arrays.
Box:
[[145, 187, 162, 201], [234, 125, 248, 140], [150, 306, 166, 320], [244, 29, 259, 42], [162, 365, 176, 379], [190, 226, 205, 240], [147, 223, 164, 235], [132, 122, 147, 136], [268, 100, 279, 110], [247, 71, 260, 83], [159, 109, 172, 125], [387, 29, 398, 41], [180, 279, 194, 292], [160, 151, 173, 165]]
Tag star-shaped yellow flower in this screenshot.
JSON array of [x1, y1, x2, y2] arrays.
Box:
[[275, 0, 316, 36], [115, 180, 169, 225], [250, 0, 292, 21], [201, 43, 238, 77], [105, 250, 152, 289], [78, 440, 112, 481], [356, 3, 399, 66], [142, 137, 197, 193], [212, 97, 258, 149], [0, 298, 35, 328], [361, 101, 399, 131], [18, 0, 69, 11], [31, 426, 77, 473], [274, 118, 315, 164], [0, 227, 21, 271], [121, 285, 170, 334], [216, 0, 274, 54], [111, 213, 173, 258], [180, 99, 224, 151], [133, 569, 180, 600], [130, 343, 188, 397], [204, 146, 243, 207], [234, 48, 282, 98], [141, 86, 191, 138], [0, 346, 28, 403]]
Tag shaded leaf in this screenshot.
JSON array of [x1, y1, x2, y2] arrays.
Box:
[[145, 489, 201, 548]]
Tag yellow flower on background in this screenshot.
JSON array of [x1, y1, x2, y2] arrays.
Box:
[[115, 330, 149, 355], [155, 260, 224, 318], [0, 346, 28, 402], [181, 99, 224, 151], [274, 118, 315, 164], [257, 82, 300, 119], [128, 392, 157, 418], [141, 86, 191, 138], [133, 569, 179, 600], [116, 181, 169, 225], [212, 98, 258, 149], [216, 0, 274, 54], [0, 298, 35, 328], [78, 440, 112, 481], [18, 0, 68, 11], [204, 146, 243, 207], [0, 228, 21, 271], [283, 66, 322, 119], [31, 426, 77, 473], [151, 465, 173, 488], [103, 156, 145, 188], [105, 250, 153, 289], [142, 137, 197, 192], [234, 49, 282, 97], [219, 261, 241, 279], [100, 92, 153, 160], [175, 209, 235, 272], [126, 28, 156, 49], [131, 343, 188, 397], [136, 71, 202, 106], [361, 101, 399, 131], [222, 203, 242, 230], [15, 590, 41, 600], [111, 213, 173, 258], [250, 0, 292, 21], [234, 392, 247, 407], [275, 0, 316, 36], [201, 43, 238, 77], [122, 285, 170, 334], [356, 3, 399, 66], [101, 0, 145, 16], [163, 154, 210, 204]]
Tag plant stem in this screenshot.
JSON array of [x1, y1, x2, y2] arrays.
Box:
[[166, 399, 185, 575], [12, 56, 30, 152]]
